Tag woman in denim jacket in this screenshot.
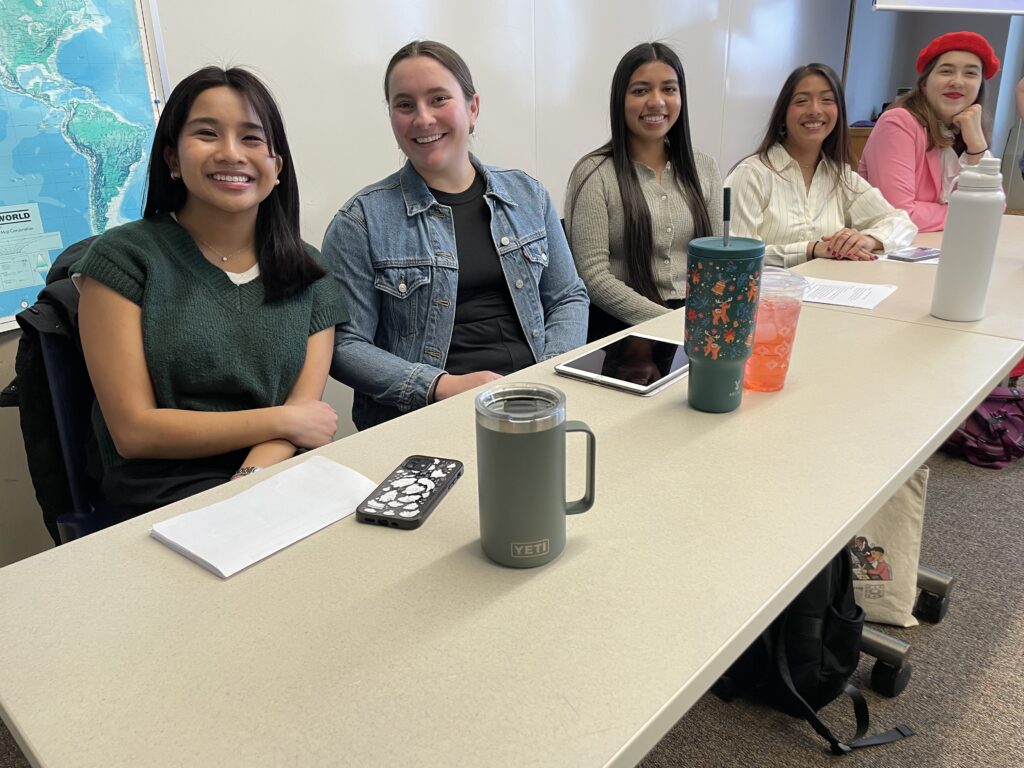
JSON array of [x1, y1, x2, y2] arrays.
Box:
[[323, 41, 588, 430]]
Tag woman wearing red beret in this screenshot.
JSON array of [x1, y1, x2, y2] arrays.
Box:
[[859, 31, 1000, 232]]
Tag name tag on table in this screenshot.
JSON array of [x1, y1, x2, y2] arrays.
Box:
[[150, 456, 377, 578]]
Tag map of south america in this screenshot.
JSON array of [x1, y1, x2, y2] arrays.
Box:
[[0, 0, 159, 328]]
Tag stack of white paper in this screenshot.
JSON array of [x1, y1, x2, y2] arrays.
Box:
[[151, 456, 377, 578]]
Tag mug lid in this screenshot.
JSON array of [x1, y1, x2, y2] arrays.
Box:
[[475, 382, 566, 433]]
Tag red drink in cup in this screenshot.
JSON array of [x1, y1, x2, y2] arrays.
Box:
[[744, 267, 807, 392]]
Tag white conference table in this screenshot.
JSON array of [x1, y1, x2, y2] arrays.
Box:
[[1, 248, 1022, 767], [794, 214, 1024, 343]]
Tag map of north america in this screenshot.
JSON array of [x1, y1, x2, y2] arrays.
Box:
[[0, 0, 158, 324]]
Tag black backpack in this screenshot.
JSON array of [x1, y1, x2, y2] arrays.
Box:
[[716, 547, 913, 755]]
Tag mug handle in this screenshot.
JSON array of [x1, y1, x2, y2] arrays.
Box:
[[564, 420, 596, 515]]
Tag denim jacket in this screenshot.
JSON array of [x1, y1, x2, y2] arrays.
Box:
[[323, 157, 589, 430]]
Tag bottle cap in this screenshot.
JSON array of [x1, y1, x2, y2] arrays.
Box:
[[958, 156, 1003, 189], [688, 236, 764, 260]]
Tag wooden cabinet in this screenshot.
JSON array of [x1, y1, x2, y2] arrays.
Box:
[[849, 126, 872, 168]]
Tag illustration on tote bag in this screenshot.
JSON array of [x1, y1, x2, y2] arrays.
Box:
[[848, 537, 893, 582]]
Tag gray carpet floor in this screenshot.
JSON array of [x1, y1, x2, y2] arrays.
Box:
[[641, 450, 1024, 768], [2, 450, 1022, 767]]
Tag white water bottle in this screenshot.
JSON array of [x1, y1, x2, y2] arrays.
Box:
[[930, 157, 1005, 322]]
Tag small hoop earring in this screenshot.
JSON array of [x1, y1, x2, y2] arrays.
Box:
[[778, 124, 787, 138], [170, 171, 180, 180]]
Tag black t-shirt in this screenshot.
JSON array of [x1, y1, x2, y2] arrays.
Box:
[[430, 174, 533, 376]]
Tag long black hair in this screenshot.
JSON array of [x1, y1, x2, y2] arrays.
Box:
[[567, 42, 713, 305], [753, 63, 852, 187], [144, 66, 324, 302]]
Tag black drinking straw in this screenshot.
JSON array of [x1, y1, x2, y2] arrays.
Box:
[[722, 187, 731, 247]]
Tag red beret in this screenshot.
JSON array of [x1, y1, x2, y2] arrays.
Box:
[[917, 31, 1000, 80]]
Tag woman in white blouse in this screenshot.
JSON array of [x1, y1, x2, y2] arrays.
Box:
[[725, 63, 916, 268]]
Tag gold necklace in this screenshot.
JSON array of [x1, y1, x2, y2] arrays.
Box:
[[194, 236, 253, 262]]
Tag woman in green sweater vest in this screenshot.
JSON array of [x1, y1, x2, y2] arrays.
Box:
[[74, 67, 347, 518]]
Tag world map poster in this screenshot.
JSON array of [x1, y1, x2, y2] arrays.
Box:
[[0, 0, 162, 331]]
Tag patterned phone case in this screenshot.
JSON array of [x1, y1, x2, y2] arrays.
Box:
[[356, 455, 463, 529]]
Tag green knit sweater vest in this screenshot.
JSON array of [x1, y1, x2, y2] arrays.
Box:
[[75, 214, 347, 467]]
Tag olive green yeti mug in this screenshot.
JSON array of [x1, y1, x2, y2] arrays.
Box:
[[475, 383, 596, 568]]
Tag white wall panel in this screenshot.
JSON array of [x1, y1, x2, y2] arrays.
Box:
[[720, 0, 848, 173], [534, 1, 729, 212], [153, 0, 853, 232], [155, 0, 536, 247]]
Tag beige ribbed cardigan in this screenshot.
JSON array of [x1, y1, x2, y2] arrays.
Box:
[[564, 152, 722, 326]]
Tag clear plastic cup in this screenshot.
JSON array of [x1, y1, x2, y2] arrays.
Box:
[[743, 267, 807, 392]]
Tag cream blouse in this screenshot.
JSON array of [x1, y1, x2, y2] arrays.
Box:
[[725, 144, 918, 268]]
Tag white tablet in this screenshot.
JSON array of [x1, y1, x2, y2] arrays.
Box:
[[553, 333, 689, 396]]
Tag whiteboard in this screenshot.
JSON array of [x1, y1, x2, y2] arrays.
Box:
[[873, 0, 1024, 13], [152, 0, 849, 248]]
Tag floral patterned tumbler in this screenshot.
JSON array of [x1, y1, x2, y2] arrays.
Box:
[[684, 236, 764, 412]]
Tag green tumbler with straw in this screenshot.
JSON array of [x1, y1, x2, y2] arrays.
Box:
[[684, 189, 765, 413]]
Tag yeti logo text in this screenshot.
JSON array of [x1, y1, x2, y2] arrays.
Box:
[[511, 539, 549, 558]]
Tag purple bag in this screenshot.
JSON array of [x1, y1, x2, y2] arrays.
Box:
[[943, 387, 1024, 469]]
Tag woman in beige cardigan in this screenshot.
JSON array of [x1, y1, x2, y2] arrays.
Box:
[[564, 42, 721, 342]]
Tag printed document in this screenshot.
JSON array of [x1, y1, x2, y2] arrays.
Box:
[[802, 277, 897, 310]]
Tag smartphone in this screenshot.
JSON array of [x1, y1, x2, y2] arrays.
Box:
[[887, 247, 940, 263], [355, 455, 464, 530]]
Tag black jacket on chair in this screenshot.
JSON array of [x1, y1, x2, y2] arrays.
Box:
[[1, 237, 97, 545]]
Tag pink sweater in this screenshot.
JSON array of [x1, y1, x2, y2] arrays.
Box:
[[859, 108, 947, 233]]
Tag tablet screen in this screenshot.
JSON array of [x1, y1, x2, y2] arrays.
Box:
[[555, 334, 688, 393]]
